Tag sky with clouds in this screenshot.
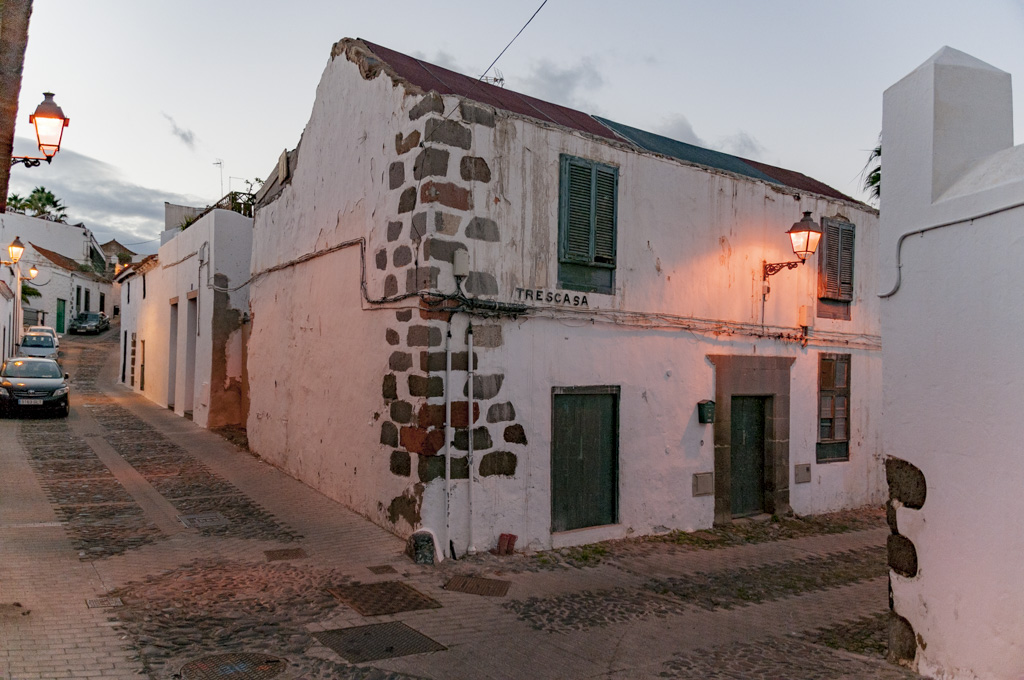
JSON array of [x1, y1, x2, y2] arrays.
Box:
[[8, 0, 1024, 254]]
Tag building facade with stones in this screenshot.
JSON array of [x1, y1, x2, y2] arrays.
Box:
[[247, 38, 885, 555], [880, 48, 1024, 679], [116, 209, 252, 430]]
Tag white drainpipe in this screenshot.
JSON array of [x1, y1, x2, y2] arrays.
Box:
[[467, 323, 477, 555]]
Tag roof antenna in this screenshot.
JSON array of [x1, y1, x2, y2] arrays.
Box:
[[213, 159, 224, 198], [481, 69, 505, 87]]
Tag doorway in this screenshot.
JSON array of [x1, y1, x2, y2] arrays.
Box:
[[730, 396, 767, 517], [184, 296, 197, 416], [56, 299, 66, 333], [167, 303, 178, 408], [551, 386, 619, 533]]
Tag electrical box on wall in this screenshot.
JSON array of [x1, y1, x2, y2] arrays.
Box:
[[697, 400, 715, 424], [798, 305, 812, 328], [692, 472, 714, 497]]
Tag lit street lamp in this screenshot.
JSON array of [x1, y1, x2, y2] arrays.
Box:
[[10, 93, 70, 168], [1, 236, 35, 354]]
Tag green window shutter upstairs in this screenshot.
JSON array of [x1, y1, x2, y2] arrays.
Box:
[[838, 223, 855, 300], [564, 160, 594, 263], [818, 217, 855, 302], [594, 167, 617, 265]]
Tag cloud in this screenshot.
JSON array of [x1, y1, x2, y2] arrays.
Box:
[[162, 113, 197, 150], [7, 139, 202, 253], [655, 114, 705, 146], [514, 58, 604, 109], [716, 131, 765, 159]]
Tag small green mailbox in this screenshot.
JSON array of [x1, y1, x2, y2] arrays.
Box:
[[697, 400, 716, 424]]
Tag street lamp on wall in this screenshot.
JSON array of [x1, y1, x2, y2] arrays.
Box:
[[2, 237, 31, 355], [10, 93, 70, 168], [763, 212, 822, 280]]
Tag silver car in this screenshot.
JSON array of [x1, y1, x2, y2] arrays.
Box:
[[18, 332, 59, 361], [26, 325, 59, 348]]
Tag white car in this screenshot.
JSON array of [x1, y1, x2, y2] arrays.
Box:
[[26, 325, 59, 348], [18, 332, 59, 361]]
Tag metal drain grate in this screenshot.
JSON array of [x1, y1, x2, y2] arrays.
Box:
[[313, 622, 446, 663], [86, 597, 123, 608], [444, 575, 511, 597], [367, 564, 398, 575], [327, 581, 442, 616], [264, 548, 307, 562], [178, 512, 228, 529], [179, 653, 286, 679]]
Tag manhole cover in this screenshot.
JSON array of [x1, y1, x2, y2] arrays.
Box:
[[178, 512, 228, 528], [179, 653, 286, 679], [444, 575, 511, 597], [313, 622, 445, 662], [327, 581, 441, 616], [264, 548, 307, 562], [86, 597, 123, 608], [367, 564, 398, 575]]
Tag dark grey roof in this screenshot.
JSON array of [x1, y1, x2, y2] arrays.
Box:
[[595, 116, 780, 185], [595, 115, 858, 204]]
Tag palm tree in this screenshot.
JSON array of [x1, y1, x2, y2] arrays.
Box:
[[7, 192, 28, 213], [25, 186, 67, 221], [20, 282, 40, 305], [862, 136, 881, 202]]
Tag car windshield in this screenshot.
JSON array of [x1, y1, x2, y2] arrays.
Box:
[[76, 313, 100, 322], [2, 360, 62, 379], [21, 335, 54, 348]]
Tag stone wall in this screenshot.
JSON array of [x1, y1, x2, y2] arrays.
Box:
[[372, 90, 526, 543]]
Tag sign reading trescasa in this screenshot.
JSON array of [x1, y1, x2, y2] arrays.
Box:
[[514, 288, 589, 307]]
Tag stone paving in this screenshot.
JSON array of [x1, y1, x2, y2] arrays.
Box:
[[0, 327, 928, 679]]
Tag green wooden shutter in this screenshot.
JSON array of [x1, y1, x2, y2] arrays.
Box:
[[838, 223, 855, 301], [593, 166, 617, 265], [562, 158, 594, 263], [818, 217, 855, 302]]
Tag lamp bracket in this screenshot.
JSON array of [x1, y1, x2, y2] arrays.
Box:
[[10, 156, 51, 168], [763, 260, 804, 279]]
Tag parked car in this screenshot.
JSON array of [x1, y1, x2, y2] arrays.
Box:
[[0, 357, 70, 417], [68, 311, 110, 334], [17, 332, 59, 361], [26, 325, 59, 348]]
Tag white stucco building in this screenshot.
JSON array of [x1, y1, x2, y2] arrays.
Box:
[[117, 208, 252, 430], [881, 47, 1024, 678], [0, 212, 113, 352], [247, 39, 885, 555]]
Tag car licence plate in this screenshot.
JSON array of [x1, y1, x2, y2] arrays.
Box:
[[18, 398, 43, 405]]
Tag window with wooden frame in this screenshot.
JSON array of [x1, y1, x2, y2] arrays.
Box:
[[817, 353, 851, 462], [817, 217, 855, 320], [558, 154, 618, 294]]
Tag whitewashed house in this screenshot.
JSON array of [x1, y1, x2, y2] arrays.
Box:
[[117, 207, 252, 430], [25, 243, 112, 331], [880, 48, 1024, 678], [248, 38, 884, 554], [0, 212, 112, 346]]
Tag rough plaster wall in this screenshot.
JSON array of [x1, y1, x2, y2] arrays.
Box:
[[248, 49, 419, 531], [431, 106, 883, 550], [881, 48, 1024, 680]]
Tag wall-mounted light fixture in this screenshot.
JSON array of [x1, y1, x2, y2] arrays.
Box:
[[763, 211, 822, 280], [10, 93, 70, 168], [1, 236, 25, 265]]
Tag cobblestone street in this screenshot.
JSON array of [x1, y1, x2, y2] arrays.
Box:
[[0, 327, 927, 679]]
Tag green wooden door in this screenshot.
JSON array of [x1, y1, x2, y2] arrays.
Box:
[[551, 389, 618, 532], [56, 299, 66, 333], [730, 396, 766, 517]]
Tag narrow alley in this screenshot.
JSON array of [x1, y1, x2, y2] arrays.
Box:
[[0, 327, 924, 679]]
